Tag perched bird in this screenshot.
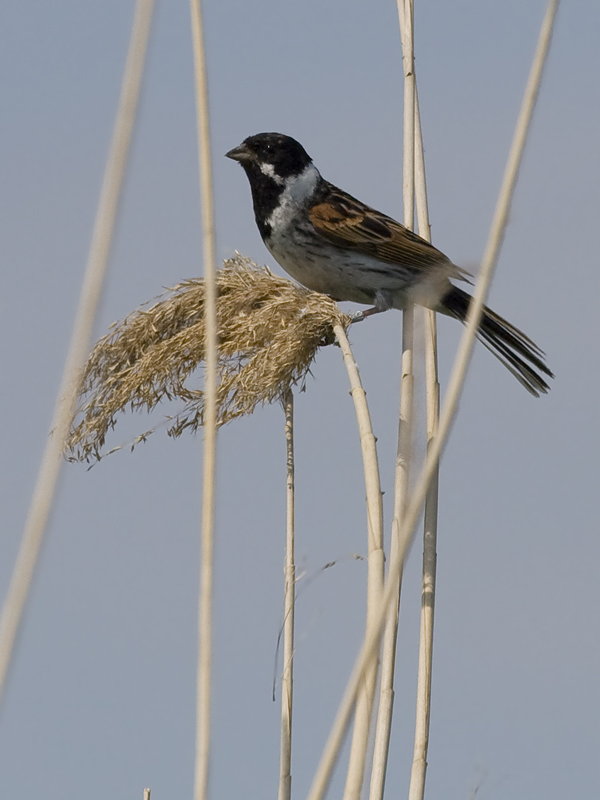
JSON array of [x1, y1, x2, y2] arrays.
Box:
[[226, 132, 553, 396]]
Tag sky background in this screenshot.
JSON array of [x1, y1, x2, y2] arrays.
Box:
[[1, 1, 599, 798]]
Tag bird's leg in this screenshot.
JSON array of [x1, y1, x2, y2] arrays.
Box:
[[349, 290, 393, 324], [363, 305, 387, 317], [349, 306, 382, 324], [349, 311, 365, 324]]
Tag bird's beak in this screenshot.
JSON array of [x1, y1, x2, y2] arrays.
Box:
[[225, 142, 252, 163]]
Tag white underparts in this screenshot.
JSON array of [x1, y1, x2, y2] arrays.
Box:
[[266, 163, 320, 230]]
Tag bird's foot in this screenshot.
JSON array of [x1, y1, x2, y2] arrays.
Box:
[[349, 311, 365, 324], [351, 306, 385, 322]]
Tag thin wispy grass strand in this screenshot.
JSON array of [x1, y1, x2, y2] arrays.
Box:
[[0, 0, 155, 707], [306, 3, 559, 797]]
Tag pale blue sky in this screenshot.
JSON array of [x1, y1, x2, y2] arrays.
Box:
[[1, 1, 599, 798]]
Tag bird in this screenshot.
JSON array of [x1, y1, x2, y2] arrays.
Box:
[[226, 132, 553, 396]]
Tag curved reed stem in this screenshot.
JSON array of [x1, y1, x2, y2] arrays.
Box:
[[189, 1, 218, 798], [333, 325, 384, 800], [368, 307, 414, 800], [307, 3, 560, 796], [0, 0, 155, 708]]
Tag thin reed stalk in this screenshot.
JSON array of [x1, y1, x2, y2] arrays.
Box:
[[408, 81, 440, 800], [399, 0, 415, 231], [0, 0, 155, 707], [334, 325, 385, 800], [407, 315, 439, 800], [189, 2, 218, 799], [368, 307, 413, 800], [369, 3, 416, 797], [414, 87, 431, 243], [278, 389, 296, 800], [307, 4, 559, 796]]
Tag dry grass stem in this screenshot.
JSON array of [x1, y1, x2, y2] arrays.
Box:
[[408, 81, 440, 800], [189, 0, 218, 797], [0, 0, 155, 706], [370, 2, 416, 797], [278, 390, 296, 800], [67, 255, 351, 461]]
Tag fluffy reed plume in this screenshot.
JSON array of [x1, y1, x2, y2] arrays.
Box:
[[67, 254, 352, 462]]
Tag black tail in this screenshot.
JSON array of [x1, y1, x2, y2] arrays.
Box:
[[440, 286, 553, 397]]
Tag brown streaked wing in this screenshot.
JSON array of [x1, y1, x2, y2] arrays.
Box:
[[308, 182, 450, 274]]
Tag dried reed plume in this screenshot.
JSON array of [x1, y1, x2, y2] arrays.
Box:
[[67, 254, 352, 462]]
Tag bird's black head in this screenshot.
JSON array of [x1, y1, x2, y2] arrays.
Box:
[[226, 132, 312, 180], [226, 133, 316, 239]]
